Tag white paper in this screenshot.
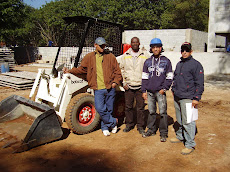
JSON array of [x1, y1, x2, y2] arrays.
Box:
[[186, 103, 198, 123]]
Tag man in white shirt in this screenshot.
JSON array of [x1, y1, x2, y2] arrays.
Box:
[[119, 37, 150, 134]]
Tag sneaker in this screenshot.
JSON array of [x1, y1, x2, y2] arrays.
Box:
[[123, 127, 133, 133], [181, 148, 194, 155], [170, 137, 183, 143], [137, 128, 145, 134], [142, 130, 156, 138], [103, 130, 110, 136], [160, 136, 167, 142], [111, 126, 117, 134]]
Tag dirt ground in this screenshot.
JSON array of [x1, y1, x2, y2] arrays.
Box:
[[0, 65, 230, 172]]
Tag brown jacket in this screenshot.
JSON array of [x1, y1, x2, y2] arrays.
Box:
[[68, 51, 122, 90]]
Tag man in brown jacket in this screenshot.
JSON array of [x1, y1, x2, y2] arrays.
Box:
[[63, 37, 122, 136]]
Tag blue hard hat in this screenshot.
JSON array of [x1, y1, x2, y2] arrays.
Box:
[[150, 38, 162, 47]]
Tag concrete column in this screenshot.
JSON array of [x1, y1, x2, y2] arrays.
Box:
[[185, 29, 192, 43], [122, 32, 127, 44], [208, 0, 216, 52]]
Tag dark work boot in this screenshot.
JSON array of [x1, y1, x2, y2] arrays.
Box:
[[142, 130, 156, 138], [137, 128, 145, 134], [123, 126, 134, 132]]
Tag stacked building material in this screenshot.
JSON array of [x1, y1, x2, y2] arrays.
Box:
[[0, 71, 37, 90], [0, 47, 16, 71]]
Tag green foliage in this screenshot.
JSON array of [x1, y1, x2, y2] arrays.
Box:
[[1, 0, 25, 45], [160, 0, 209, 31], [0, 0, 210, 46]]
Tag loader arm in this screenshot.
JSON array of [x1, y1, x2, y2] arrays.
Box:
[[55, 73, 89, 121], [29, 69, 43, 99]]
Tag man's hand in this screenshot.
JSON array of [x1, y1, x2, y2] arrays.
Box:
[[112, 83, 117, 88], [192, 100, 199, 108], [63, 67, 70, 74], [123, 84, 129, 90], [142, 93, 147, 100], [159, 89, 165, 95]]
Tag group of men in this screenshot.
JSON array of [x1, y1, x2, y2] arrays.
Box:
[[63, 36, 204, 155]]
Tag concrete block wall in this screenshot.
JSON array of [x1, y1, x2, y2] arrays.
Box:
[[37, 47, 95, 64], [122, 30, 155, 50], [190, 29, 208, 52], [155, 29, 186, 52], [38, 47, 58, 63], [123, 29, 225, 52], [123, 29, 187, 52]]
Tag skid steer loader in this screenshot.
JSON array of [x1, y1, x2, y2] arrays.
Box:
[[0, 16, 125, 153]]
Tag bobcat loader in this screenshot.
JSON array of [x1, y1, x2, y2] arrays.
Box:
[[0, 16, 125, 153]]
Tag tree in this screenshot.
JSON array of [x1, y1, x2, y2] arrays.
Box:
[[1, 0, 209, 46], [161, 0, 209, 31], [83, 0, 170, 30], [0, 0, 36, 46]]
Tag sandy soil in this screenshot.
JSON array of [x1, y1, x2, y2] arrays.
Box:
[[0, 65, 230, 172]]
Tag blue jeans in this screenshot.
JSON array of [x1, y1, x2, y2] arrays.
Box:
[[147, 92, 168, 136], [174, 96, 196, 148], [94, 88, 117, 131]]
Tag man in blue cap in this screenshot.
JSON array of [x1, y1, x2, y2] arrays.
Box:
[[64, 37, 122, 136], [141, 38, 173, 142]]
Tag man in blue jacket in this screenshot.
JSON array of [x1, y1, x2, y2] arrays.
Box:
[[141, 38, 173, 142], [171, 42, 204, 155]]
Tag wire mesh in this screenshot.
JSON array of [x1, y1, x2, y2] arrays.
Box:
[[56, 19, 123, 69]]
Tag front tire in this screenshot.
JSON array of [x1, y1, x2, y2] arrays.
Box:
[[65, 93, 100, 134]]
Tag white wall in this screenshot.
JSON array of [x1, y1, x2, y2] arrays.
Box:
[[37, 47, 230, 75], [162, 52, 230, 75]]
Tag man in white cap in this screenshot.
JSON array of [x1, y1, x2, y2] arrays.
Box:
[[63, 37, 122, 136]]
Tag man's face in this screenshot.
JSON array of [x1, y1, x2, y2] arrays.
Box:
[[151, 45, 162, 57], [181, 47, 192, 58], [95, 44, 106, 53], [131, 38, 140, 52]]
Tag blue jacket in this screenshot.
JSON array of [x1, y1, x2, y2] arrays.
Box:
[[172, 56, 204, 101], [141, 55, 173, 93]]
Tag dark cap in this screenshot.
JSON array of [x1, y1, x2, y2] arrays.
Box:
[[181, 42, 192, 51], [95, 37, 106, 45]]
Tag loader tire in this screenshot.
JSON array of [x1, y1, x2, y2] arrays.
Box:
[[65, 93, 100, 134]]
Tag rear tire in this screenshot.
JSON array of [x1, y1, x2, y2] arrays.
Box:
[[65, 93, 100, 134]]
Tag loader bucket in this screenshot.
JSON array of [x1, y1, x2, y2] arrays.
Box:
[[0, 95, 63, 153]]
